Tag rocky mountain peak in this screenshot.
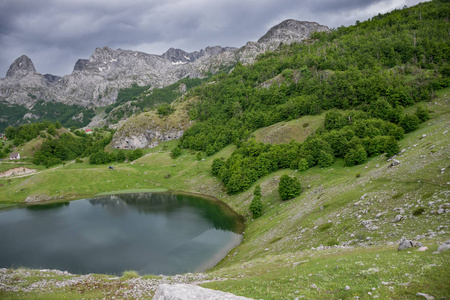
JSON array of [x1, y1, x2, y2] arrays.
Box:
[[6, 55, 36, 78], [73, 59, 89, 72], [161, 48, 195, 64], [257, 19, 329, 46]]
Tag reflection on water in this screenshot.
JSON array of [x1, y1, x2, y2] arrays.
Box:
[[0, 193, 244, 275]]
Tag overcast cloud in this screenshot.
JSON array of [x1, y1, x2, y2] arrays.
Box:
[[0, 0, 428, 77]]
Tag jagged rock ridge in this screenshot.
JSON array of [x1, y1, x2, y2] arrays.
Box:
[[0, 19, 329, 111]]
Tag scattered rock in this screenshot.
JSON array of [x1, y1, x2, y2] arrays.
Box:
[[393, 214, 403, 223], [375, 212, 384, 219], [436, 240, 450, 252], [391, 159, 401, 166], [345, 285, 350, 290], [310, 284, 318, 290], [152, 284, 254, 300], [398, 237, 423, 251], [416, 292, 435, 300], [417, 246, 428, 252]]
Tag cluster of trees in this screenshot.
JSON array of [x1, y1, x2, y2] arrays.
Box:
[[4, 121, 62, 145], [32, 129, 112, 167], [31, 127, 144, 167], [179, 0, 448, 158], [210, 105, 431, 194], [89, 149, 143, 165]]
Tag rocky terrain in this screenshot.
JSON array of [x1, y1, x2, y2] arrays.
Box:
[[0, 20, 328, 111]]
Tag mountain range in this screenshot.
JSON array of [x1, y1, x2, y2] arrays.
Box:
[[0, 20, 328, 127]]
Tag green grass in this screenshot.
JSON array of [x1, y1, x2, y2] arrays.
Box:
[[204, 244, 450, 299], [252, 113, 324, 144]]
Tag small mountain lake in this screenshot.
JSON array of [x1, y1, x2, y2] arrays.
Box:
[[0, 192, 244, 275]]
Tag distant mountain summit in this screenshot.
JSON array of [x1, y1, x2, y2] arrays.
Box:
[[0, 20, 328, 111], [258, 19, 328, 46], [6, 55, 36, 78]]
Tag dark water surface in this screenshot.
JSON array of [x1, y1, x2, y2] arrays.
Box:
[[0, 193, 244, 275]]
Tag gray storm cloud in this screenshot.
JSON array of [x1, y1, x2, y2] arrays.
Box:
[[0, 0, 427, 76]]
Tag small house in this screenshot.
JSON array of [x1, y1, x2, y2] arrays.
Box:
[[85, 129, 93, 134], [9, 153, 20, 160]]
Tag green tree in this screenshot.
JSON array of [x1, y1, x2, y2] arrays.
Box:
[[211, 158, 224, 176], [253, 184, 261, 196], [298, 158, 309, 171], [249, 195, 263, 218], [344, 145, 367, 166], [278, 175, 302, 201], [116, 150, 126, 163], [414, 105, 430, 122], [318, 150, 334, 168]]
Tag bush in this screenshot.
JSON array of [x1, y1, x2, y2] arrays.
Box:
[[121, 270, 140, 280], [171, 146, 182, 158], [415, 105, 430, 122], [298, 158, 309, 171], [211, 158, 224, 176], [344, 145, 367, 166], [318, 150, 334, 168], [399, 113, 420, 133], [278, 175, 301, 201], [412, 207, 426, 216], [127, 149, 144, 161], [254, 185, 261, 196], [249, 195, 263, 218]]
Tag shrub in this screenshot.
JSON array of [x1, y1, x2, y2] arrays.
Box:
[[412, 207, 426, 216], [121, 270, 140, 280], [399, 113, 420, 133], [298, 158, 309, 171], [171, 146, 182, 158], [415, 105, 430, 122], [249, 195, 263, 218], [254, 185, 261, 196], [344, 145, 367, 166], [278, 175, 301, 201], [211, 158, 224, 176], [318, 150, 334, 168]]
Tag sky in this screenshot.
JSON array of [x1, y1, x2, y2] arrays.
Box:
[[0, 0, 428, 77]]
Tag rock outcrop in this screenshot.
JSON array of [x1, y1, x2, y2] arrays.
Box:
[[152, 284, 253, 300], [236, 19, 329, 65], [110, 98, 193, 149]]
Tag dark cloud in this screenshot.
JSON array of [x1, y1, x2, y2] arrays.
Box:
[[0, 0, 428, 76]]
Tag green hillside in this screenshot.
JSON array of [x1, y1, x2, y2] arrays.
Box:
[[0, 1, 449, 299]]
